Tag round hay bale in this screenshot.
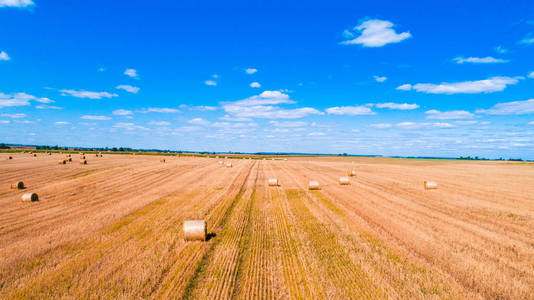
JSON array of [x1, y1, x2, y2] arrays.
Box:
[[183, 220, 207, 241], [95, 154, 99, 157], [8, 156, 12, 160], [58, 160, 66, 164], [22, 193, 38, 202], [268, 178, 279, 186], [226, 162, 232, 168], [348, 169, 356, 177], [339, 176, 350, 185], [160, 158, 166, 163], [308, 181, 320, 190], [11, 181, 24, 189], [80, 159, 87, 165], [424, 181, 438, 190], [33, 154, 37, 157], [68, 158, 72, 162], [218, 160, 224, 165]]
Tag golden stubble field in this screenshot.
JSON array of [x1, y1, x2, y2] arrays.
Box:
[[1, 152, 533, 299]]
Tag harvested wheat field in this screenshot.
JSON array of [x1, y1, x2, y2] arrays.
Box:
[[1, 152, 533, 299]]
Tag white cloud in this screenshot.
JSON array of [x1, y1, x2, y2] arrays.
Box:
[[520, 35, 534, 45], [341, 19, 411, 47], [219, 114, 252, 122], [81, 115, 111, 120], [373, 75, 387, 82], [34, 97, 54, 103], [326, 105, 375, 115], [0, 0, 34, 7], [148, 121, 170, 126], [374, 102, 419, 110], [186, 105, 217, 111], [124, 68, 138, 78], [116, 85, 140, 94], [245, 68, 258, 74], [369, 123, 392, 129], [453, 56, 509, 64], [494, 46, 508, 54], [395, 122, 454, 129], [188, 118, 211, 126], [250, 82, 261, 88], [529, 121, 534, 125], [397, 76, 519, 94], [475, 99, 534, 115], [113, 122, 147, 131], [36, 105, 63, 109], [212, 74, 219, 79], [396, 84, 412, 91], [0, 92, 35, 108], [269, 121, 308, 127], [205, 80, 217, 86], [0, 120, 9, 124], [425, 110, 474, 120], [222, 90, 322, 119], [308, 132, 326, 136], [1, 113, 25, 118], [528, 71, 534, 78], [0, 51, 10, 61], [60, 89, 118, 99], [112, 109, 133, 116], [454, 120, 478, 126], [54, 121, 69, 125], [141, 107, 180, 113]]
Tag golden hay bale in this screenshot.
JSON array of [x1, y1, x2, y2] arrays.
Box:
[[348, 169, 356, 177], [11, 181, 24, 189], [424, 181, 438, 190], [33, 154, 37, 157], [218, 160, 224, 165], [308, 181, 320, 190], [339, 176, 350, 185], [226, 162, 232, 168], [268, 178, 279, 186], [183, 220, 207, 241], [22, 193, 38, 202], [58, 160, 66, 164], [80, 160, 87, 165], [95, 154, 99, 157], [160, 158, 166, 163]]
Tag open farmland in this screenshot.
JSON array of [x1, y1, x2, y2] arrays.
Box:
[[1, 152, 534, 299]]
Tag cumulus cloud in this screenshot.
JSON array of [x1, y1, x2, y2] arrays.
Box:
[[326, 105, 375, 115], [60, 89, 118, 99], [222, 90, 322, 119], [250, 82, 261, 88], [475, 99, 534, 115], [116, 85, 140, 94], [453, 56, 509, 64], [204, 80, 217, 86], [188, 118, 211, 126], [124, 68, 138, 78], [36, 105, 62, 109], [425, 110, 474, 120], [148, 121, 170, 126], [34, 97, 54, 103], [396, 76, 519, 94], [0, 51, 10, 61], [0, 0, 34, 7], [112, 109, 133, 116], [54, 121, 69, 125], [374, 102, 419, 110], [141, 107, 180, 113], [369, 123, 392, 129], [269, 121, 308, 127], [113, 122, 147, 131], [0, 92, 41, 108], [184, 105, 217, 111], [81, 115, 111, 120], [341, 19, 411, 47], [373, 75, 387, 82], [245, 68, 258, 74]]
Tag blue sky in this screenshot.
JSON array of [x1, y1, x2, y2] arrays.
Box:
[[1, 0, 534, 158]]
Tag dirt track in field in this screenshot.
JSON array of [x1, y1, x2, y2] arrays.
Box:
[[1, 153, 533, 299]]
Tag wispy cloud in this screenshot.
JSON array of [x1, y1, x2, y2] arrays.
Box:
[[222, 90, 322, 119], [326, 105, 375, 115], [204, 80, 217, 86], [476, 99, 534, 115], [453, 56, 509, 64], [124, 68, 139, 78], [494, 46, 508, 54], [140, 107, 181, 113], [528, 71, 534, 78], [341, 19, 411, 47], [0, 0, 34, 8], [112, 109, 133, 116], [54, 121, 69, 125], [373, 102, 419, 110], [116, 85, 140, 94], [148, 121, 170, 126], [60, 89, 118, 99], [397, 76, 520, 94], [250, 82, 261, 88], [81, 115, 112, 120], [113, 122, 147, 131], [0, 92, 40, 108], [520, 34, 534, 45], [36, 105, 63, 109], [425, 110, 474, 119], [0, 113, 26, 118], [370, 122, 454, 129], [188, 118, 211, 126], [369, 123, 392, 129], [269, 121, 308, 127], [373, 75, 387, 82], [0, 51, 10, 61], [245, 68, 258, 74]]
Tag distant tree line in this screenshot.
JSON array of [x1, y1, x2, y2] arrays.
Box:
[[457, 156, 523, 161]]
